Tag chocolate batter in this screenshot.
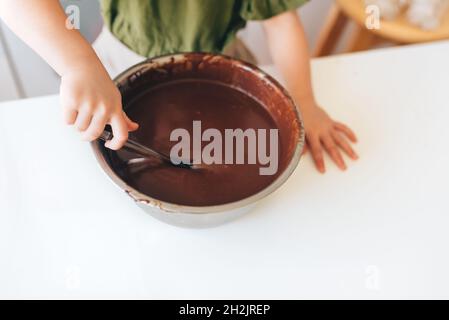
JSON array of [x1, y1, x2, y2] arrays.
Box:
[[107, 79, 283, 206]]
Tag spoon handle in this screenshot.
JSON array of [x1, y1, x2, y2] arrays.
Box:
[[99, 131, 170, 161], [99, 130, 193, 169], [124, 138, 173, 164]]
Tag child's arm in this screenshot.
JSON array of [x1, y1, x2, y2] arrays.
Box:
[[0, 0, 138, 149], [263, 11, 358, 173]]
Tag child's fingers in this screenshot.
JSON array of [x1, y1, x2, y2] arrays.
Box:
[[335, 122, 357, 143], [308, 136, 325, 173], [123, 112, 139, 131], [81, 113, 108, 141], [321, 135, 347, 171], [105, 114, 129, 150], [64, 108, 78, 125], [74, 108, 93, 132], [332, 131, 358, 160]]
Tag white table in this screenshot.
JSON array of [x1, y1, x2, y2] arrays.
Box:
[[1, 41, 449, 299]]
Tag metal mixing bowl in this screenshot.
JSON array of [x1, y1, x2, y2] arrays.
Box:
[[91, 53, 304, 228]]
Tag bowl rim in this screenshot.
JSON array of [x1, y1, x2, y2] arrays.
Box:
[[91, 52, 305, 214]]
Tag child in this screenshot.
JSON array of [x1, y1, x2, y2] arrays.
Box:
[[0, 0, 358, 173]]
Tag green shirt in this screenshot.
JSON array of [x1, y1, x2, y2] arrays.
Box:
[[100, 0, 307, 58]]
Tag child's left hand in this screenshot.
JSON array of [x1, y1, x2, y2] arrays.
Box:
[[300, 100, 358, 173], [263, 11, 359, 174]]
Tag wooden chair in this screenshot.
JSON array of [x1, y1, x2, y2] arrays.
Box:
[[314, 0, 449, 57]]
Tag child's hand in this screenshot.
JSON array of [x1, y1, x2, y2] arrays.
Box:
[[301, 101, 358, 173], [0, 0, 138, 149], [263, 12, 358, 173], [60, 64, 139, 150]]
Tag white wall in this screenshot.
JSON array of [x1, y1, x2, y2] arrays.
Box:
[[0, 23, 61, 99], [0, 27, 20, 101], [0, 0, 102, 101], [0, 0, 333, 102]]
